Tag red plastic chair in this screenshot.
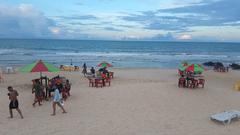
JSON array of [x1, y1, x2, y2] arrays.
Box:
[[198, 79, 205, 88], [88, 78, 95, 87], [109, 72, 114, 79], [178, 70, 184, 76], [189, 79, 198, 89], [104, 77, 111, 86], [95, 78, 103, 88], [178, 78, 186, 88]]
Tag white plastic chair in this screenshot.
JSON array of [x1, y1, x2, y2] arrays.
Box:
[[5, 67, 16, 74], [211, 110, 240, 125]]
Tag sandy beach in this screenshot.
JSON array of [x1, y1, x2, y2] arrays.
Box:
[[1, 68, 240, 135]]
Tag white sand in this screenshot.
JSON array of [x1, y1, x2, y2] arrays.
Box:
[[1, 68, 240, 135]]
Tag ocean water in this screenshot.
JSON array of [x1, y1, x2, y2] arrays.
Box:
[[0, 39, 240, 68]]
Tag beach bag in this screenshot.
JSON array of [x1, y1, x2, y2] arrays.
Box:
[[60, 99, 64, 106]]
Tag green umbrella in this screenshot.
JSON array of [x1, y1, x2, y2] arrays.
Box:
[[185, 64, 204, 74], [20, 60, 60, 76], [179, 63, 190, 71], [97, 61, 113, 68]]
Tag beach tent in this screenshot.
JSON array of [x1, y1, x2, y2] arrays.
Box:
[[97, 61, 113, 68]]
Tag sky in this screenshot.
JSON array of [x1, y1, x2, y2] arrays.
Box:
[[0, 0, 240, 42]]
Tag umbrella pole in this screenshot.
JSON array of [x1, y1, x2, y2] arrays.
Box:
[[40, 72, 43, 85]]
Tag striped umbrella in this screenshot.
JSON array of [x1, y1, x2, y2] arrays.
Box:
[[179, 63, 190, 71], [185, 64, 204, 74], [97, 61, 113, 68], [20, 60, 60, 76]]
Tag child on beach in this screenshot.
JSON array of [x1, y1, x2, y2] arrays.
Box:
[[7, 86, 24, 119], [51, 86, 67, 116]]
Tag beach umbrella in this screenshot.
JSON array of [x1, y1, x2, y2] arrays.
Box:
[[20, 60, 60, 76], [97, 61, 113, 68], [179, 63, 190, 71], [185, 64, 204, 73]]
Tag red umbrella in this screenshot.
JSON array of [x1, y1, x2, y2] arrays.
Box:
[[97, 61, 113, 68], [20, 60, 60, 76], [185, 64, 204, 73]]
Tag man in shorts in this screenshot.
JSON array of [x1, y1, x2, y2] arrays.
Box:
[[7, 86, 24, 119]]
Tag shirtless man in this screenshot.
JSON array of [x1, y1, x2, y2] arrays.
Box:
[[7, 86, 24, 119]]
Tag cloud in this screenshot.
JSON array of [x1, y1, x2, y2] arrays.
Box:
[[103, 27, 123, 32], [159, 0, 240, 26], [56, 15, 98, 21], [146, 32, 176, 41], [49, 27, 61, 35], [122, 32, 176, 41], [178, 34, 192, 40], [0, 4, 57, 38], [121, 0, 240, 32], [68, 22, 100, 26]]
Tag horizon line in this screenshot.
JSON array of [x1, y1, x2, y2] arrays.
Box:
[[0, 38, 239, 44]]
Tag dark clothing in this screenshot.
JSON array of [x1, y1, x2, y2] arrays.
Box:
[[90, 68, 95, 74], [98, 68, 104, 72], [82, 63, 87, 74], [102, 69, 109, 75], [83, 63, 87, 69], [9, 100, 19, 109], [33, 84, 43, 97]]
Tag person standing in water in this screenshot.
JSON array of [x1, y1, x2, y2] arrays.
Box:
[[7, 86, 24, 119]]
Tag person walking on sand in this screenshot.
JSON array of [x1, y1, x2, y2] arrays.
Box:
[[7, 86, 23, 119], [82, 63, 87, 76], [51, 86, 66, 116], [32, 79, 44, 106]]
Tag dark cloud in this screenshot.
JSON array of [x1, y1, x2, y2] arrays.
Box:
[[160, 0, 240, 25], [103, 27, 123, 32], [57, 15, 98, 20], [0, 4, 56, 38], [114, 24, 135, 28], [68, 22, 100, 26], [121, 0, 240, 32]]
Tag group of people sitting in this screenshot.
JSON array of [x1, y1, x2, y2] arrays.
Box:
[[86, 67, 114, 88], [178, 72, 205, 89], [32, 75, 71, 107]]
